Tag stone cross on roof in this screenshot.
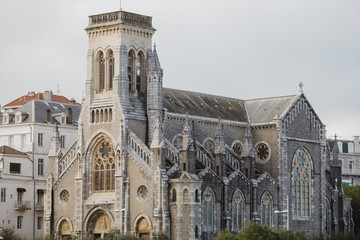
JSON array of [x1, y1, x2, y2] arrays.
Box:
[[299, 81, 304, 93]]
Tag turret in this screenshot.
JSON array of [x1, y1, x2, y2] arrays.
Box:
[[147, 44, 164, 145], [48, 123, 62, 180], [214, 118, 226, 177]]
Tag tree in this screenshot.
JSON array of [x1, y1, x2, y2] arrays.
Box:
[[343, 185, 360, 235]]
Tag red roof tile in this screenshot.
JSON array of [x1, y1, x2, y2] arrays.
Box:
[[3, 91, 80, 108], [0, 146, 28, 156]]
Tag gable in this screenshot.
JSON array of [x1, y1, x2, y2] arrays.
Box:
[[280, 94, 324, 141]]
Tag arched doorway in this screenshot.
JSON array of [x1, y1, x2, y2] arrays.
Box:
[[87, 211, 112, 239], [136, 217, 150, 238], [58, 219, 72, 239]]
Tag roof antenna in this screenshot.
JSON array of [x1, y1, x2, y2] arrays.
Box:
[[57, 84, 61, 95], [120, 0, 122, 11]]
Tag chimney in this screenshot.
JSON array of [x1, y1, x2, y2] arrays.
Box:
[[353, 136, 360, 153], [43, 90, 53, 101], [66, 107, 72, 124], [69, 98, 76, 105], [28, 91, 35, 96]]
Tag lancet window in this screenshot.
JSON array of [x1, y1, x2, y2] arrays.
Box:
[[261, 192, 272, 227], [232, 190, 245, 232], [202, 188, 214, 232], [292, 148, 312, 217], [99, 51, 105, 91], [127, 50, 135, 91], [93, 139, 115, 192], [108, 50, 114, 90]]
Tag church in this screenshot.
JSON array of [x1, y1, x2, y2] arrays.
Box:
[[44, 10, 353, 239]]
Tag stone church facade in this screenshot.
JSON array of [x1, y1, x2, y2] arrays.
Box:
[[44, 10, 353, 239]]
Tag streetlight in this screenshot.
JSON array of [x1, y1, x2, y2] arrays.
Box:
[[274, 195, 289, 231]]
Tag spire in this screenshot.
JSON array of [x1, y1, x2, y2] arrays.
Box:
[[243, 123, 254, 157], [51, 122, 60, 141], [214, 117, 225, 154], [148, 43, 163, 76], [181, 113, 193, 150], [150, 113, 164, 149], [332, 134, 340, 165]]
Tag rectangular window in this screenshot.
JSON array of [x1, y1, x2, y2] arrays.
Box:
[[8, 135, 14, 148], [21, 134, 26, 151], [60, 135, 65, 148], [17, 191, 23, 203], [10, 163, 21, 174], [38, 133, 43, 147], [17, 216, 23, 229], [37, 217, 43, 230], [38, 159, 44, 176], [1, 188, 6, 202], [349, 161, 354, 172]]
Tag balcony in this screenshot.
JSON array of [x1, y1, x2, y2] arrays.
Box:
[[14, 201, 31, 211], [35, 201, 44, 211]]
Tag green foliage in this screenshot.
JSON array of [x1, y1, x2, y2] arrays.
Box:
[[151, 232, 170, 240], [0, 226, 21, 240], [343, 184, 360, 235], [238, 222, 279, 240], [214, 229, 239, 240]]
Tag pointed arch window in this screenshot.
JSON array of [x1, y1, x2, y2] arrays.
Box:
[[136, 52, 144, 92], [183, 189, 189, 203], [99, 51, 105, 91], [232, 190, 244, 232], [202, 188, 214, 232], [108, 50, 114, 90], [93, 139, 115, 192], [127, 51, 135, 91], [172, 189, 177, 203], [325, 198, 331, 235], [261, 192, 272, 227], [292, 148, 312, 217], [203, 139, 215, 154]]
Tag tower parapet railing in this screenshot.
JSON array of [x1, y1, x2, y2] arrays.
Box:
[[128, 129, 152, 170], [58, 140, 78, 177]]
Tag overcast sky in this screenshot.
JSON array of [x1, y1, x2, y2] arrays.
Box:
[[0, 0, 359, 140]]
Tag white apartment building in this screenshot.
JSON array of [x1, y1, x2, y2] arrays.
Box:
[[0, 91, 81, 239], [328, 136, 360, 185]]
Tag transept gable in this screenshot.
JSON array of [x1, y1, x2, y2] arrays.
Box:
[[228, 169, 250, 184], [279, 93, 324, 136]]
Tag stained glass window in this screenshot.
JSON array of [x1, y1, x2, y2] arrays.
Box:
[[292, 149, 312, 217], [202, 188, 214, 231], [256, 143, 270, 162], [261, 192, 272, 227], [93, 139, 115, 192], [232, 190, 244, 232]]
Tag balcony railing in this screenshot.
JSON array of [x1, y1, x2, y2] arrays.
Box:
[[35, 201, 44, 211], [14, 201, 31, 210]]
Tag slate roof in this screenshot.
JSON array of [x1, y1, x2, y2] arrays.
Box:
[[163, 88, 247, 122], [1, 100, 81, 126], [0, 146, 27, 156], [163, 88, 297, 124], [245, 95, 296, 124]]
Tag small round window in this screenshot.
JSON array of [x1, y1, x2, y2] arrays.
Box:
[[232, 142, 242, 156], [173, 135, 183, 150], [60, 190, 70, 203], [137, 185, 148, 200], [255, 142, 271, 163], [204, 139, 215, 154]]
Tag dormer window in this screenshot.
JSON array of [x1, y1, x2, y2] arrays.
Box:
[[45, 109, 51, 122]]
